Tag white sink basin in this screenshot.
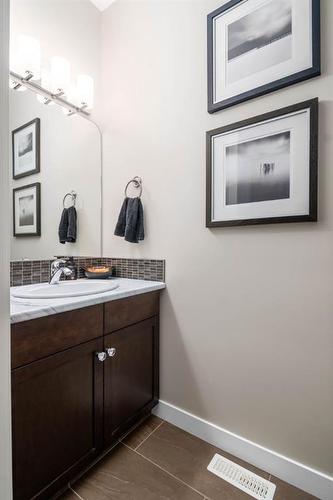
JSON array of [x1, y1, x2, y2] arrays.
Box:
[[12, 280, 119, 299]]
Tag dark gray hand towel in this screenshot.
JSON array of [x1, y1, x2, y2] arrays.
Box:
[[67, 206, 77, 243], [114, 198, 129, 237], [125, 197, 144, 243], [58, 208, 69, 244], [58, 206, 77, 244], [114, 197, 144, 243]]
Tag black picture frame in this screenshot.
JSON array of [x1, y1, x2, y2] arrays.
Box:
[[207, 0, 321, 113], [12, 118, 40, 179], [13, 182, 41, 237], [206, 98, 318, 227]]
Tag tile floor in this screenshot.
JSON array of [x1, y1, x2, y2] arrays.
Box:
[[61, 416, 318, 500]]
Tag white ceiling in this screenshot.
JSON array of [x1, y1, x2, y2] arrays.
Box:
[[89, 0, 116, 12]]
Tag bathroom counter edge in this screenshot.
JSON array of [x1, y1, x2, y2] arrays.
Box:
[[10, 278, 166, 324]]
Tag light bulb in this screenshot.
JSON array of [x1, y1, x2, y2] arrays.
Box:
[[11, 35, 41, 80], [50, 57, 71, 95], [77, 74, 94, 109]]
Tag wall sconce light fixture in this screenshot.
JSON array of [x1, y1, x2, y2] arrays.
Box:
[[10, 35, 94, 117]]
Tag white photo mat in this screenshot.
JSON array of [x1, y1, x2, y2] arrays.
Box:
[[211, 109, 310, 221]]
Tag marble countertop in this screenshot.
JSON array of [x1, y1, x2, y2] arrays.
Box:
[[10, 278, 166, 324]]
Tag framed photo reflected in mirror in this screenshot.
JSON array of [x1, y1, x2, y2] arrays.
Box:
[[12, 118, 40, 179], [13, 182, 41, 237]]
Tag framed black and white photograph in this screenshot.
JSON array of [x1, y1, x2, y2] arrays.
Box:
[[207, 0, 320, 112], [13, 183, 41, 237], [12, 118, 40, 179], [206, 98, 318, 227]]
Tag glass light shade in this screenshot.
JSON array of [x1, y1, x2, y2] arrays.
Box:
[[62, 84, 78, 114], [50, 57, 71, 94], [67, 83, 78, 103], [77, 74, 94, 109], [11, 35, 41, 80], [37, 70, 54, 104]]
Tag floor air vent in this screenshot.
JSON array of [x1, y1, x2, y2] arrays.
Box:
[[207, 454, 276, 500]]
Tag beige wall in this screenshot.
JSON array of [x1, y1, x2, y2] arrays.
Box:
[[100, 0, 333, 475], [0, 0, 13, 497]]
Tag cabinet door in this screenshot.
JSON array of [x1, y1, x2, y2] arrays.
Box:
[[12, 338, 104, 500], [104, 317, 159, 444]]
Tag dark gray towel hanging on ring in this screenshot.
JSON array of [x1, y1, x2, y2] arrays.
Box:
[[58, 206, 77, 244], [114, 196, 144, 244], [58, 208, 69, 244], [115, 177, 144, 244]]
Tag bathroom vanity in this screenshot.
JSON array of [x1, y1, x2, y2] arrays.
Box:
[[10, 279, 165, 500]]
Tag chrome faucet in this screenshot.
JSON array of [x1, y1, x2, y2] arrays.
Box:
[[49, 258, 74, 285]]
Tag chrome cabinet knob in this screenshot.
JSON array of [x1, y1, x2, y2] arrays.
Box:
[[96, 351, 107, 362], [106, 347, 116, 358]]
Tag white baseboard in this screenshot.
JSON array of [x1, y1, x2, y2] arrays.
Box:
[[153, 400, 333, 500]]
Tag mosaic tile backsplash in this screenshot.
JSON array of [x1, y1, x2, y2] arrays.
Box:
[[10, 257, 165, 287]]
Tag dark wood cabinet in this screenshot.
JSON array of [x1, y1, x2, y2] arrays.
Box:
[[104, 291, 159, 334], [11, 291, 160, 500], [11, 305, 104, 369], [104, 317, 159, 443], [12, 338, 104, 500]]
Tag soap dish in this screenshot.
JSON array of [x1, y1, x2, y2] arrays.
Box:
[[83, 266, 115, 280]]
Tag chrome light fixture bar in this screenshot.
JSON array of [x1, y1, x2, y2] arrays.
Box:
[[10, 70, 90, 117]]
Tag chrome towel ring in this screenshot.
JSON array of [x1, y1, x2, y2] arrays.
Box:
[[63, 191, 77, 208], [125, 176, 142, 198]]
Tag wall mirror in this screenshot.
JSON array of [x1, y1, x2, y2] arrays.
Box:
[[10, 0, 102, 261]]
